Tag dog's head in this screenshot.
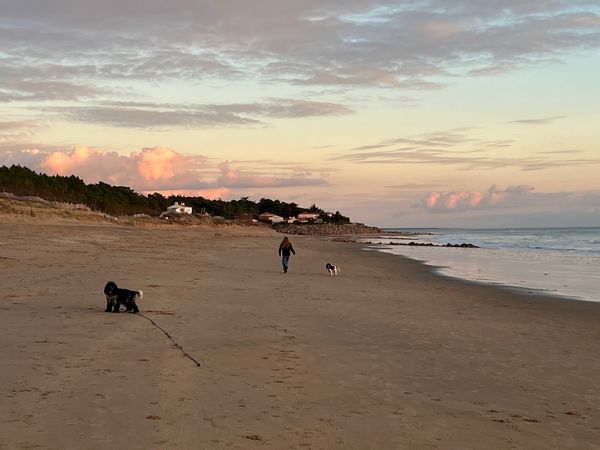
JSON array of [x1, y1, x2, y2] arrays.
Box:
[[325, 263, 334, 270], [104, 281, 118, 295]]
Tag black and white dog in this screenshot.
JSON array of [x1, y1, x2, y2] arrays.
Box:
[[325, 263, 340, 276], [104, 281, 143, 313]]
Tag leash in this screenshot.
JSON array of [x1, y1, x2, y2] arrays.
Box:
[[137, 313, 202, 368]]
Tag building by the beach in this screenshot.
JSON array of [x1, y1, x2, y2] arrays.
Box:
[[297, 212, 320, 222], [258, 212, 284, 223], [166, 202, 192, 214]]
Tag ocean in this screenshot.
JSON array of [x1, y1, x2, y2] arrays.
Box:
[[366, 227, 600, 303]]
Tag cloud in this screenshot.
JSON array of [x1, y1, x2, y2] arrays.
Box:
[[45, 99, 352, 128], [135, 147, 187, 182], [0, 79, 102, 102], [349, 129, 479, 151], [217, 161, 327, 188], [258, 99, 353, 118], [333, 129, 600, 171], [37, 146, 200, 189], [539, 149, 582, 154], [0, 119, 40, 141], [510, 116, 565, 125], [306, 183, 600, 228], [1, 0, 599, 106], [420, 185, 536, 211], [3, 146, 328, 195], [41, 146, 93, 175], [395, 184, 600, 227]]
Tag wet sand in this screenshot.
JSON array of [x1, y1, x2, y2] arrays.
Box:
[[1, 219, 600, 449]]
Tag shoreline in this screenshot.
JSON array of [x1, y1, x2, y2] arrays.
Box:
[[365, 245, 592, 305], [344, 236, 600, 314], [363, 228, 600, 304], [319, 231, 599, 307], [2, 219, 600, 449]]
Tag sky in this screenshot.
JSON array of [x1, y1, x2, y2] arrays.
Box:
[[1, 0, 599, 227]]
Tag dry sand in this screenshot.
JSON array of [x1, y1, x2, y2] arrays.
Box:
[[1, 218, 600, 449]]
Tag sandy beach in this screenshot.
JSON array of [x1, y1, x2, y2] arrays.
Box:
[[2, 218, 600, 450]]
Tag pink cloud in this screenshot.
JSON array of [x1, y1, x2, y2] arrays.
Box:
[[40, 147, 140, 186], [421, 185, 535, 211], [135, 146, 185, 181], [4, 147, 326, 196], [36, 146, 207, 189], [41, 146, 92, 175]]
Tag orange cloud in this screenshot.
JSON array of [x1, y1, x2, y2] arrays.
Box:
[[38, 146, 204, 189], [135, 146, 184, 181], [10, 147, 325, 196], [41, 146, 91, 175]]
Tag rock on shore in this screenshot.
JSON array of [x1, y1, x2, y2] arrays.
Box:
[[274, 222, 381, 236]]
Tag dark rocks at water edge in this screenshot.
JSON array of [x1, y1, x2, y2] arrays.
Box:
[[365, 241, 479, 248], [275, 223, 382, 236]]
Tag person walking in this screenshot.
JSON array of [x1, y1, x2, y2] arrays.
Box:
[[278, 237, 296, 273]]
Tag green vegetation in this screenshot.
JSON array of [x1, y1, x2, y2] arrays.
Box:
[[0, 165, 350, 222]]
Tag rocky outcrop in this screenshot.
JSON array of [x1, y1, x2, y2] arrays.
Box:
[[274, 223, 381, 236], [364, 240, 479, 248]]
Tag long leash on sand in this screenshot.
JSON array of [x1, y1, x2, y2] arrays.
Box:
[[137, 313, 202, 368]]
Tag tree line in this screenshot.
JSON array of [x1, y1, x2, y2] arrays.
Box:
[[0, 165, 350, 222]]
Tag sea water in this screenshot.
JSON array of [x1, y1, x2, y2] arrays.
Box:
[[368, 227, 600, 302]]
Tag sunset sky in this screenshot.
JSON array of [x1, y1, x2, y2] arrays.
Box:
[[1, 0, 599, 227]]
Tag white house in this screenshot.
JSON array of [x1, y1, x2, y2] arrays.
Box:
[[166, 202, 193, 214]]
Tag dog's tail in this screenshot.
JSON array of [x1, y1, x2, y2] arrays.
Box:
[[137, 290, 144, 299]]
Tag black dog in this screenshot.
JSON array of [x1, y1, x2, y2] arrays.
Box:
[[104, 281, 143, 313]]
